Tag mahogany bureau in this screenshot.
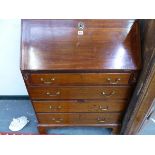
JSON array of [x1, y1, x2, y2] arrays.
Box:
[[20, 19, 141, 134]]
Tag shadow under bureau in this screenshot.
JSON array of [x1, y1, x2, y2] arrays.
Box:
[[20, 19, 142, 134]]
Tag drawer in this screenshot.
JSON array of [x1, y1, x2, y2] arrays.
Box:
[[33, 100, 127, 113], [28, 86, 132, 100], [26, 73, 131, 86], [37, 113, 122, 124]]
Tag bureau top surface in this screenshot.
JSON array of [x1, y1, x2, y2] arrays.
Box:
[[21, 19, 141, 72]]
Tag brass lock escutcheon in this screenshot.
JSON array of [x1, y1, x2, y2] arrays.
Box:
[[78, 22, 85, 30]]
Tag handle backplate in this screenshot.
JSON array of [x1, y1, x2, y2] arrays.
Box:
[[52, 118, 63, 123], [40, 77, 55, 84], [102, 91, 115, 97], [107, 78, 121, 84], [46, 91, 60, 96]]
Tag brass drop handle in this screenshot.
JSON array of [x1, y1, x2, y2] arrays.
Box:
[[46, 91, 60, 96], [102, 91, 115, 97], [99, 106, 108, 111], [107, 78, 120, 84], [97, 117, 106, 123], [40, 77, 55, 84], [52, 118, 63, 123], [49, 105, 62, 109]]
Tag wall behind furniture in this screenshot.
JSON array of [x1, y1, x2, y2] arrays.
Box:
[[0, 19, 28, 95]]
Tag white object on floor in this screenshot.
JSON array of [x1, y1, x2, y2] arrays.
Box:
[[9, 116, 29, 131]]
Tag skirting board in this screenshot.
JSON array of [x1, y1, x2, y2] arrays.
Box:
[[0, 95, 29, 100]]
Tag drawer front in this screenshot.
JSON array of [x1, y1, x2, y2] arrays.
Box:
[[27, 73, 131, 86], [33, 100, 127, 113], [37, 113, 122, 124], [28, 86, 132, 100]]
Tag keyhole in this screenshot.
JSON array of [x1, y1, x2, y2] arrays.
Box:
[[78, 22, 84, 30]]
